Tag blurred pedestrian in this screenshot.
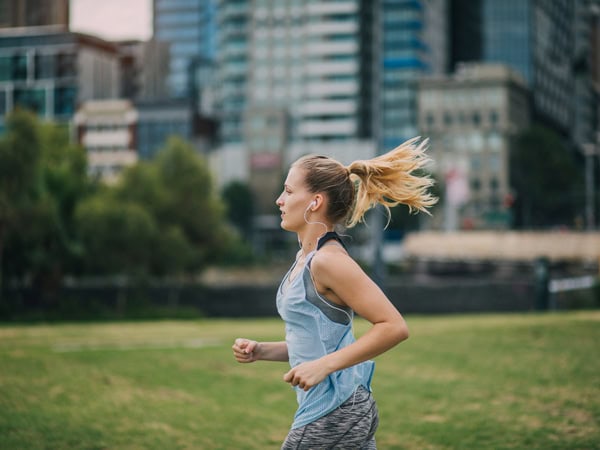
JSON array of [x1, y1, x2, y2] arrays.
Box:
[[232, 137, 437, 449]]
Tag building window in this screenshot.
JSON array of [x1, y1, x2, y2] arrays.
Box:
[[444, 112, 452, 126], [489, 154, 502, 171], [490, 177, 499, 191], [56, 52, 76, 78], [12, 54, 28, 80], [489, 110, 499, 126], [14, 88, 46, 115], [426, 113, 434, 127], [54, 86, 77, 117], [35, 53, 55, 80], [472, 111, 481, 127], [0, 56, 11, 81]]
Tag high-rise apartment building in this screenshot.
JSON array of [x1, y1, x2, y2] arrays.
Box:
[[216, 0, 380, 213], [0, 0, 69, 30], [378, 0, 449, 150], [153, 0, 217, 98], [451, 0, 575, 138], [218, 0, 376, 148], [216, 0, 249, 145]]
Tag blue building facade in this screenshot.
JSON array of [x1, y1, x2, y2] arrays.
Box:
[[215, 0, 249, 144], [153, 0, 217, 98], [135, 100, 193, 159], [379, 0, 448, 151]]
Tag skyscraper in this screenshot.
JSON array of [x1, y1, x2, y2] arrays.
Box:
[[573, 0, 600, 149], [153, 0, 217, 98], [216, 0, 249, 145], [378, 0, 449, 151], [215, 0, 380, 213], [451, 0, 575, 138]]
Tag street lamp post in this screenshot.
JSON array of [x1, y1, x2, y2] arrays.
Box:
[[582, 141, 598, 230]]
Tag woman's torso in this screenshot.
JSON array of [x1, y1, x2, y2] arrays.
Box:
[[276, 233, 375, 429]]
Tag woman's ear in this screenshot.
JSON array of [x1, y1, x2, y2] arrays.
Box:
[[312, 194, 324, 211]]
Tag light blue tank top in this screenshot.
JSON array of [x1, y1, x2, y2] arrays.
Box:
[[276, 234, 375, 429]]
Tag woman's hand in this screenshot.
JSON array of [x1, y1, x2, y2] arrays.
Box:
[[232, 338, 259, 363], [283, 358, 330, 391]]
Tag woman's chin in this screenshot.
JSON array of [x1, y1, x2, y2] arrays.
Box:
[[280, 220, 296, 232]]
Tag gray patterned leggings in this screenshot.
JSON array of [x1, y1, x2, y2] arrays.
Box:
[[281, 386, 379, 450]]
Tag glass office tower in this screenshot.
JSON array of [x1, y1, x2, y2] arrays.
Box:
[[153, 0, 217, 98], [379, 0, 448, 151], [452, 0, 574, 137], [216, 0, 249, 145]]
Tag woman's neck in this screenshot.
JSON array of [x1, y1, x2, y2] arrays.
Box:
[[298, 224, 333, 257]]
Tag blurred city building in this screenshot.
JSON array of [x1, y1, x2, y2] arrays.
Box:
[[136, 98, 217, 160], [0, 27, 121, 131], [0, 0, 597, 234], [216, 1, 377, 209], [379, 0, 449, 150], [116, 40, 145, 101], [138, 38, 171, 101], [418, 63, 531, 230], [450, 0, 574, 141], [215, 0, 249, 148], [0, 0, 69, 30], [153, 0, 217, 99], [144, 0, 219, 164], [74, 99, 138, 183], [574, 0, 600, 150]]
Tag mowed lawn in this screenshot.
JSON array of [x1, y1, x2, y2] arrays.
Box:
[[0, 311, 599, 450]]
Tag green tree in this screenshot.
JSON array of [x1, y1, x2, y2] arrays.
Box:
[[510, 126, 583, 228], [0, 111, 41, 290], [75, 185, 194, 277], [0, 111, 91, 300], [79, 136, 232, 276], [222, 180, 254, 239], [75, 196, 161, 275]]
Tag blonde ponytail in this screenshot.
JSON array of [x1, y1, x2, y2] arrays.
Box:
[[345, 136, 437, 228]]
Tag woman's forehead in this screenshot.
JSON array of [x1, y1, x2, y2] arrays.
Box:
[[285, 166, 306, 186]]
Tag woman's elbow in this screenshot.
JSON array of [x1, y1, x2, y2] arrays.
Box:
[[391, 319, 409, 344]]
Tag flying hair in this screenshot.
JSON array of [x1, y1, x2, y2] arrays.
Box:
[[346, 136, 437, 227], [293, 136, 437, 229]]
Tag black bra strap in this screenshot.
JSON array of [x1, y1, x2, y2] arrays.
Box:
[[316, 231, 347, 251]]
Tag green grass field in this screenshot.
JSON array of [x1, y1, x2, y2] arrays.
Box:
[[1, 311, 599, 449]]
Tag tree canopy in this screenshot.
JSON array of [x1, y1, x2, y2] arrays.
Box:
[[509, 125, 584, 229], [0, 112, 237, 295]]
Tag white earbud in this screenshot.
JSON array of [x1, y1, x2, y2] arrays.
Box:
[[305, 200, 316, 212]]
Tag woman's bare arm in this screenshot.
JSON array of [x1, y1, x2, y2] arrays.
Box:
[[232, 339, 288, 363]]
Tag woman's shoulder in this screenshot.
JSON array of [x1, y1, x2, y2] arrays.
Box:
[[311, 242, 353, 273]]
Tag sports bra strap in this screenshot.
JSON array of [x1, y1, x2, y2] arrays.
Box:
[[316, 231, 348, 251]]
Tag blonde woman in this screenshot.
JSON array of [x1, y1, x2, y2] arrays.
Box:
[[232, 137, 437, 449]]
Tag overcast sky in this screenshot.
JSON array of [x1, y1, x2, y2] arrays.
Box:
[[69, 0, 152, 41]]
